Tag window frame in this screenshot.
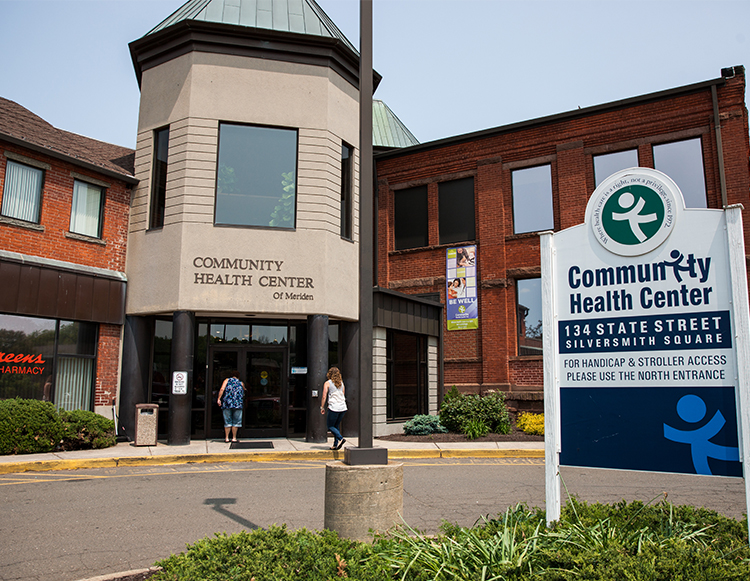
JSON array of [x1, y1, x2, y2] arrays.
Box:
[[652, 137, 708, 208], [515, 277, 544, 357], [340, 142, 354, 240], [593, 149, 639, 187], [438, 177, 476, 245], [1, 157, 46, 224], [149, 126, 170, 230], [69, 178, 105, 239], [511, 164, 554, 235], [393, 185, 429, 250], [214, 122, 299, 230]]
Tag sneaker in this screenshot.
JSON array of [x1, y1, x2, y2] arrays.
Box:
[[335, 438, 346, 450]]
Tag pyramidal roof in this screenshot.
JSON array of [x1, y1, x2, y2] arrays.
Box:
[[145, 0, 357, 54], [373, 100, 419, 150]]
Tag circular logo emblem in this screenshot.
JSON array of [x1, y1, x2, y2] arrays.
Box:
[[585, 168, 682, 256]]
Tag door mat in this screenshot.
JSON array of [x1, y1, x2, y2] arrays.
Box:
[[229, 441, 274, 449]]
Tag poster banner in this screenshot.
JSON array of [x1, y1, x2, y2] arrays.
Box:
[[446, 245, 478, 330], [549, 169, 743, 477]]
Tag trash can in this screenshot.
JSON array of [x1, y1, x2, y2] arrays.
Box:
[[134, 404, 159, 446]]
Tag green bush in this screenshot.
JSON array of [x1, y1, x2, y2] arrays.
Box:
[[153, 525, 392, 581], [403, 414, 448, 436], [462, 418, 489, 439], [59, 409, 116, 450], [0, 398, 64, 454], [439, 386, 511, 436], [0, 398, 116, 455]]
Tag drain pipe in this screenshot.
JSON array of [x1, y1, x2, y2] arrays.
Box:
[[712, 83, 729, 208]]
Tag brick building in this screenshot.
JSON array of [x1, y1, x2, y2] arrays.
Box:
[[0, 97, 135, 416], [375, 66, 750, 413]]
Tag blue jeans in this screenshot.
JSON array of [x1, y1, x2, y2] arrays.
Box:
[[327, 410, 346, 445], [222, 408, 243, 427]]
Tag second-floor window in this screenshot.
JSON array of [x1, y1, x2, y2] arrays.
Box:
[[512, 165, 554, 234], [394, 185, 428, 250], [70, 180, 104, 238], [653, 138, 707, 208], [215, 123, 298, 229], [341, 143, 353, 239], [1, 159, 44, 223], [150, 127, 169, 229], [439, 177, 475, 245]]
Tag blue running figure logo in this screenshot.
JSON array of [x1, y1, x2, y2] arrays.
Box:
[[663, 394, 739, 475]]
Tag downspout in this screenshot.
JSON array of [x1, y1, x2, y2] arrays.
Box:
[[712, 84, 729, 208]]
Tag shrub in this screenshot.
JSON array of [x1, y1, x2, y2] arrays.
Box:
[[517, 412, 544, 435], [153, 525, 392, 581], [0, 398, 64, 454], [0, 398, 116, 455], [462, 418, 489, 439], [59, 409, 116, 450], [439, 387, 511, 436], [403, 414, 448, 436]]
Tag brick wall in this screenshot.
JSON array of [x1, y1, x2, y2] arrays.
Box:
[[0, 143, 132, 414], [376, 69, 750, 400], [0, 143, 131, 272]]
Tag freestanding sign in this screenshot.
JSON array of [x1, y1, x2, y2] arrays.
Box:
[[542, 168, 750, 529]]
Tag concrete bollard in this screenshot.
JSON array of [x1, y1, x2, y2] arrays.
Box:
[[324, 461, 404, 541]]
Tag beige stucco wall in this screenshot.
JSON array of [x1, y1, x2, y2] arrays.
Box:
[[127, 51, 360, 320]]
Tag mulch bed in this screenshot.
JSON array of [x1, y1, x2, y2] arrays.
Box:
[[377, 424, 543, 443]]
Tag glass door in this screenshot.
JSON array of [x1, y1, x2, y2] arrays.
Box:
[[244, 350, 285, 437], [208, 347, 287, 439]]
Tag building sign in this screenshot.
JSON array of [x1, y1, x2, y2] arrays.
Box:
[[446, 245, 478, 331], [553, 169, 742, 475], [543, 169, 750, 522], [191, 256, 316, 302]]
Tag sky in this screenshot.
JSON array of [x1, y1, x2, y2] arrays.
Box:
[[0, 0, 748, 150]]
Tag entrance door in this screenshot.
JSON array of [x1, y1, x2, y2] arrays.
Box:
[[208, 347, 287, 438]]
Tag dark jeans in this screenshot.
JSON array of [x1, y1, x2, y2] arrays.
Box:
[[327, 409, 346, 444]]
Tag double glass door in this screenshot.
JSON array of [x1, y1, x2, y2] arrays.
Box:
[[209, 346, 287, 438]]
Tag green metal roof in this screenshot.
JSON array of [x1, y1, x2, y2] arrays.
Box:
[[373, 100, 419, 149], [145, 0, 357, 54]]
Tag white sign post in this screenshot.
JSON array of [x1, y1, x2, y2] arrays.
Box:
[[543, 169, 750, 537]]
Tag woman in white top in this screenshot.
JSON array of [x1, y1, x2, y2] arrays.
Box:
[[320, 366, 347, 450]]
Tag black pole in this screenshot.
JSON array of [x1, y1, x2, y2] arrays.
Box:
[[306, 314, 329, 443], [341, 321, 359, 437], [358, 0, 374, 450], [168, 310, 194, 446]]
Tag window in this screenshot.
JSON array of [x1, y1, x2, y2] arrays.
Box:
[[215, 123, 298, 228], [1, 159, 44, 223], [439, 177, 475, 245], [341, 143, 353, 239], [150, 127, 169, 229], [0, 314, 96, 411], [653, 138, 707, 208], [386, 330, 428, 421], [394, 185, 428, 250], [516, 278, 543, 356], [512, 165, 554, 234], [70, 180, 104, 238], [594, 149, 638, 186]]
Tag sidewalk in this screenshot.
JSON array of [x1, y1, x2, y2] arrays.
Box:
[[0, 437, 544, 474]]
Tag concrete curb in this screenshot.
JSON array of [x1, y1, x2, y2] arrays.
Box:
[[75, 566, 161, 581], [0, 448, 543, 474]]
